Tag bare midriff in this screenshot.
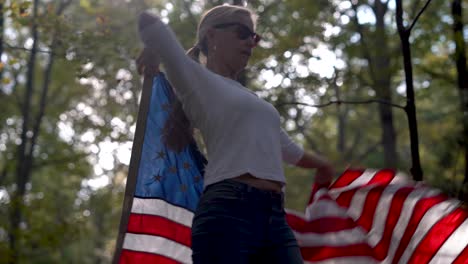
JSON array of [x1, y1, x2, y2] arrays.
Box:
[[232, 173, 283, 193]]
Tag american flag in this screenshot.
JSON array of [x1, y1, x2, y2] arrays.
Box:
[[113, 73, 206, 264], [113, 74, 468, 264], [287, 169, 468, 263]]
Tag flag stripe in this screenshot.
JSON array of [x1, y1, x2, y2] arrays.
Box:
[[330, 169, 365, 189], [383, 188, 441, 263], [304, 257, 378, 264], [410, 209, 468, 264], [330, 170, 377, 195], [301, 244, 374, 261], [452, 245, 468, 264], [288, 216, 357, 233], [429, 219, 468, 264], [355, 186, 387, 232], [127, 213, 192, 247], [120, 249, 180, 264], [293, 227, 367, 247], [335, 189, 358, 208], [131, 198, 193, 227], [289, 169, 468, 264], [304, 199, 352, 220], [122, 233, 192, 264], [392, 194, 448, 263], [397, 199, 459, 264], [367, 169, 395, 186], [372, 187, 413, 260]]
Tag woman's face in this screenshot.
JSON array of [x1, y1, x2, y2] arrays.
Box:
[[208, 14, 259, 75]]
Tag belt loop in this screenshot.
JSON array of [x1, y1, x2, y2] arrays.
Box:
[[246, 184, 253, 193]]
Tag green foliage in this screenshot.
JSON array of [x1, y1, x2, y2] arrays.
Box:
[[0, 0, 467, 262]]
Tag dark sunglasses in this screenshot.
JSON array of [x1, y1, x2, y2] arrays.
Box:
[[214, 23, 261, 44]]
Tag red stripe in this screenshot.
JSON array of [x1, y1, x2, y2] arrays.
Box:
[[372, 187, 413, 260], [127, 213, 192, 247], [300, 244, 375, 261], [355, 185, 387, 232], [367, 169, 395, 186], [335, 188, 358, 208], [286, 213, 358, 233], [393, 194, 447, 263], [119, 249, 179, 264], [407, 207, 468, 264], [334, 170, 395, 209], [453, 245, 468, 264], [330, 169, 365, 189]]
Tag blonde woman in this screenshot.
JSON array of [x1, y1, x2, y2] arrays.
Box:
[[138, 4, 334, 263]]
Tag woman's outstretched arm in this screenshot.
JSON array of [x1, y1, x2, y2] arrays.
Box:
[[138, 11, 220, 101]]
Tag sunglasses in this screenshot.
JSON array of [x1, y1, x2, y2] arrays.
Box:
[[214, 23, 261, 44]]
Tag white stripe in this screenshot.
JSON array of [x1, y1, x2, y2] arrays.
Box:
[[345, 184, 382, 221], [367, 185, 410, 247], [305, 200, 350, 220], [329, 169, 378, 198], [123, 233, 192, 264], [293, 227, 367, 247], [383, 188, 440, 264], [285, 208, 305, 218], [312, 188, 329, 203], [428, 219, 468, 264], [398, 199, 460, 264], [390, 171, 412, 185], [131, 198, 193, 227], [304, 256, 378, 264]]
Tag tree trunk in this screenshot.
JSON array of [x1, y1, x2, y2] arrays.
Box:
[[351, 1, 398, 168], [0, 2, 4, 82], [374, 0, 398, 168], [9, 0, 40, 261], [395, 0, 424, 181], [451, 0, 468, 197], [9, 1, 68, 261]]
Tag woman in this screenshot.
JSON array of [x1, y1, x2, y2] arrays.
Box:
[[138, 4, 334, 263]]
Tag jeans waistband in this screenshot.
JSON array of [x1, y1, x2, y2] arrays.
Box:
[[205, 178, 284, 203]]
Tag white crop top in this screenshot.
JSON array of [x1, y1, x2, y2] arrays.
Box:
[[140, 16, 304, 188]]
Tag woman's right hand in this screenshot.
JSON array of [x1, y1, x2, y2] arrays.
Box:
[[136, 47, 160, 76], [137, 11, 162, 76], [138, 11, 160, 34]]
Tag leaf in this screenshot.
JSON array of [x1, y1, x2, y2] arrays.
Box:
[[2, 77, 11, 85]]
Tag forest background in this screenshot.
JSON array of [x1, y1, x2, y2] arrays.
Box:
[[0, 0, 467, 263]]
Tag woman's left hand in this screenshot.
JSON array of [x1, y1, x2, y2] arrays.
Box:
[[315, 163, 335, 187]]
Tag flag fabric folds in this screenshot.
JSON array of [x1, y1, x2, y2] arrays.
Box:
[[114, 74, 468, 264], [114, 73, 206, 264], [287, 169, 468, 264]]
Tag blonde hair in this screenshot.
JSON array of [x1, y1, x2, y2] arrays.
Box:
[[186, 4, 257, 63], [163, 5, 257, 152]]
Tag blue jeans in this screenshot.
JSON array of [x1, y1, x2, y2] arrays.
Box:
[[191, 179, 303, 264]]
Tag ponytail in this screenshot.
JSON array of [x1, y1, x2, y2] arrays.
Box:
[[162, 44, 202, 153], [186, 45, 201, 63]]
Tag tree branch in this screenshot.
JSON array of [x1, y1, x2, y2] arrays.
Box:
[[276, 99, 406, 110], [418, 65, 457, 85], [32, 153, 88, 169], [27, 0, 71, 161], [408, 0, 433, 33], [4, 42, 54, 54]]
